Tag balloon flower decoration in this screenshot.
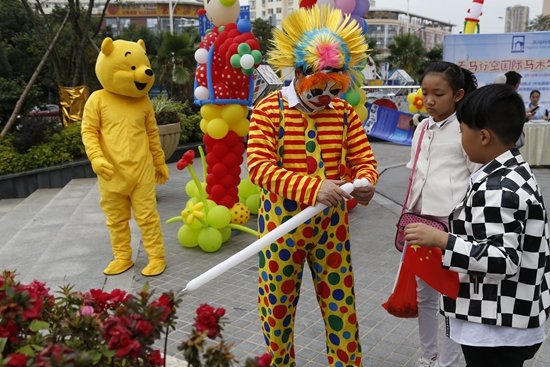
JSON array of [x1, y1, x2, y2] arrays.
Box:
[[406, 88, 427, 114], [167, 148, 257, 253], [191, 1, 262, 220], [299, 0, 371, 123]]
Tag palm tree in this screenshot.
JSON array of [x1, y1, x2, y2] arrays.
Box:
[[529, 15, 550, 31], [386, 33, 426, 80], [153, 31, 200, 100]]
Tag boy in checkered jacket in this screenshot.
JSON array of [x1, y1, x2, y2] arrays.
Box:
[[404, 83, 550, 367]]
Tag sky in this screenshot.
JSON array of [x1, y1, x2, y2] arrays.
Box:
[[372, 0, 544, 34]]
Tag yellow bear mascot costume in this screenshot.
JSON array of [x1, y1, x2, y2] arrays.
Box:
[[82, 38, 168, 277]]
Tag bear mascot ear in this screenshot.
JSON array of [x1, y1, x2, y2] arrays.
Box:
[[137, 39, 146, 51], [101, 37, 115, 56]]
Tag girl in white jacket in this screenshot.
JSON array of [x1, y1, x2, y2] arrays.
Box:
[[406, 61, 479, 367]]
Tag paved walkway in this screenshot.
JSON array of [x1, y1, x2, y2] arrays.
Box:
[[2, 141, 550, 366]]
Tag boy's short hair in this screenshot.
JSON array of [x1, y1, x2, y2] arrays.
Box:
[[505, 70, 522, 86], [457, 84, 525, 145]]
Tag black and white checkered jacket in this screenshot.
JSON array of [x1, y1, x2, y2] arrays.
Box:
[[440, 149, 550, 328]]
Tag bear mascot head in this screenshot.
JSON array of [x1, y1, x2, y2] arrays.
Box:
[[96, 37, 154, 98]]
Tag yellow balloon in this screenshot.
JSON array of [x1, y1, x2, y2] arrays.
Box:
[[232, 118, 250, 137], [207, 118, 229, 139], [200, 118, 208, 134], [201, 104, 221, 120], [359, 89, 367, 105], [221, 104, 245, 125], [356, 105, 368, 122]]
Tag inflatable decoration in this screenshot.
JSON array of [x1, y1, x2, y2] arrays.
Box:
[[406, 88, 427, 114], [463, 0, 484, 34], [192, 0, 262, 217], [299, 0, 370, 123], [167, 148, 257, 252]]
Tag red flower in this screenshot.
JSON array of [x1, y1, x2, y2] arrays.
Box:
[[147, 349, 164, 366], [176, 150, 196, 170], [114, 338, 141, 358], [4, 353, 27, 367], [151, 293, 175, 322], [135, 319, 153, 335], [85, 288, 129, 312], [256, 353, 273, 367], [194, 303, 225, 339]]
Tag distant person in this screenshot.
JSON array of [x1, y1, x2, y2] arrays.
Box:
[[504, 70, 522, 90], [494, 71, 526, 147], [526, 89, 549, 121], [406, 61, 479, 367], [404, 83, 550, 367]]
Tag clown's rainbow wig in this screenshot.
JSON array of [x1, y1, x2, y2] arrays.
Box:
[[268, 5, 368, 85]]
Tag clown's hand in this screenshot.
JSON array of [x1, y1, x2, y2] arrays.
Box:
[[351, 180, 375, 206], [91, 157, 114, 181], [155, 164, 169, 184], [316, 179, 351, 207]]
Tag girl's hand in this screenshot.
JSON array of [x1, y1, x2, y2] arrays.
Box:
[[404, 223, 449, 250]]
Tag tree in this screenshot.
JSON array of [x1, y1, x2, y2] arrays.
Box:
[[417, 45, 443, 77], [529, 15, 550, 31], [252, 18, 274, 60], [386, 33, 426, 80], [153, 31, 200, 100]]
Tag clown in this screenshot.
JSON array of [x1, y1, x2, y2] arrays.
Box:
[[82, 38, 168, 277], [247, 6, 379, 366]]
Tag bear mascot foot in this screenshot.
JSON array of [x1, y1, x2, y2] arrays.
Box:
[[141, 258, 166, 277], [103, 259, 134, 275]]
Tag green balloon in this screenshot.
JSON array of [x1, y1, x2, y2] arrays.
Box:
[[185, 180, 200, 198], [245, 194, 260, 215], [344, 88, 361, 107], [238, 178, 259, 198], [177, 225, 200, 248], [237, 43, 251, 56], [207, 200, 217, 209], [206, 205, 232, 229], [220, 227, 232, 243], [251, 50, 262, 64], [243, 68, 254, 76], [230, 54, 241, 68], [198, 227, 223, 252]]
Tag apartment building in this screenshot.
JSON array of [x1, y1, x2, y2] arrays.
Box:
[[505, 5, 529, 32]]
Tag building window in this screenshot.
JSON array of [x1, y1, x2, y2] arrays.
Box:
[[268, 8, 273, 14], [147, 18, 158, 32], [276, 8, 282, 14]]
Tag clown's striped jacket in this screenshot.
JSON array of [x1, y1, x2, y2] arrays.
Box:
[[441, 149, 550, 328]]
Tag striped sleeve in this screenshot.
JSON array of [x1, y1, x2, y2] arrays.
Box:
[[344, 102, 379, 185], [247, 94, 323, 206]]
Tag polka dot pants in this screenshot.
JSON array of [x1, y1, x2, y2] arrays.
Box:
[[257, 193, 363, 367]]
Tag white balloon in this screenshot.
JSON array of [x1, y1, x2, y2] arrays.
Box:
[[240, 54, 255, 69], [194, 48, 209, 64], [194, 86, 210, 100]]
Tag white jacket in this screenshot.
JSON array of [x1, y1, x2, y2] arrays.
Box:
[[406, 114, 480, 217]]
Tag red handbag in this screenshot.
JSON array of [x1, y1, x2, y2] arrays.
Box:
[[395, 124, 448, 252]]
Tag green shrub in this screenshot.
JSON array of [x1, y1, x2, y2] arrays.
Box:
[[0, 122, 85, 175], [11, 116, 60, 153], [179, 112, 202, 144]]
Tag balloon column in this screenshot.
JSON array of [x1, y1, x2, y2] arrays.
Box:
[[194, 1, 261, 210], [299, 0, 371, 123], [168, 0, 262, 252], [463, 0, 484, 34]]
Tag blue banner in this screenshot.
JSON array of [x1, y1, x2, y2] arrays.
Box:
[[444, 32, 550, 108], [363, 103, 414, 146]]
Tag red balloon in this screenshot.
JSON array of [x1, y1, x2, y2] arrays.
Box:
[[229, 165, 241, 177], [212, 141, 229, 156], [246, 38, 260, 51], [220, 174, 234, 188], [222, 152, 240, 167], [212, 162, 228, 177], [195, 64, 208, 87], [206, 152, 218, 166], [211, 184, 226, 199], [347, 198, 358, 211], [219, 195, 237, 208], [206, 173, 217, 185]]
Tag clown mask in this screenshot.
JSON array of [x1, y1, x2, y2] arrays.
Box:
[[294, 68, 350, 113]]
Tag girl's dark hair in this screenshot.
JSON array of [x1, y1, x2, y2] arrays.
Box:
[[457, 84, 525, 145], [420, 61, 478, 95], [530, 89, 541, 97]]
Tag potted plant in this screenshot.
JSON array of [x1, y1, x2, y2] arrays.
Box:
[[151, 95, 182, 161]]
